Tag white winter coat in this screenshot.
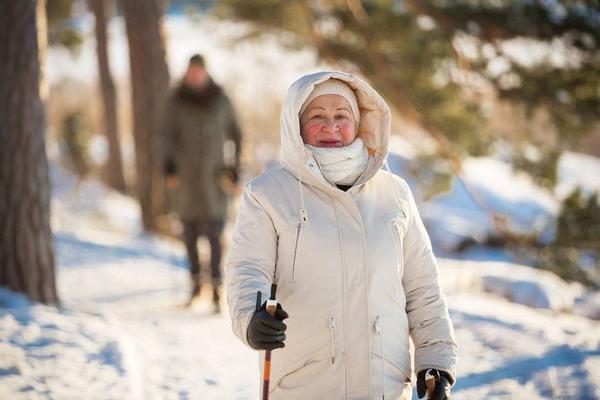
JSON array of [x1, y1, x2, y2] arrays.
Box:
[[225, 71, 457, 399]]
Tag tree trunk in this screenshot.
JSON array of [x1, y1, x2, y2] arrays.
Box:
[[91, 0, 127, 193], [122, 0, 170, 230], [0, 0, 59, 305]]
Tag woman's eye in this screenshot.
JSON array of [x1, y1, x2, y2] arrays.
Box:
[[335, 114, 348, 119], [311, 114, 324, 119]]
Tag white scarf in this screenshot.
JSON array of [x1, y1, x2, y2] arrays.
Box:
[[305, 138, 369, 186]]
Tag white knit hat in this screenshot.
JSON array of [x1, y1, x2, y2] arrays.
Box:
[[299, 79, 360, 123]]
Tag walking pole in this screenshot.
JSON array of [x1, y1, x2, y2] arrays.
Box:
[[261, 283, 278, 400]]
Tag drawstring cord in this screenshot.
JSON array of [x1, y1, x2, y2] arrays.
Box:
[[375, 316, 386, 399], [328, 315, 336, 364], [297, 144, 309, 222]]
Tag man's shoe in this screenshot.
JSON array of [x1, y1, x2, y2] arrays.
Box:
[[212, 286, 221, 313], [185, 278, 202, 307]]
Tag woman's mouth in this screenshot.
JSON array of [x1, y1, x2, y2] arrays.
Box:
[[317, 140, 342, 147]]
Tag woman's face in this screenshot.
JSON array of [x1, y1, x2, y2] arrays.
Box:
[[300, 94, 357, 147]]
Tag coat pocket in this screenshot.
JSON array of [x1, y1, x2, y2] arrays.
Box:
[[372, 314, 412, 398], [290, 221, 304, 283], [276, 218, 307, 286], [270, 314, 343, 399], [271, 315, 343, 396], [389, 214, 408, 277], [274, 356, 329, 393]]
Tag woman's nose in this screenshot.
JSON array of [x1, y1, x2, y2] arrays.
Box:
[[322, 118, 339, 132]]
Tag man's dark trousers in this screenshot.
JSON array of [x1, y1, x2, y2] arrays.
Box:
[[182, 219, 224, 301]]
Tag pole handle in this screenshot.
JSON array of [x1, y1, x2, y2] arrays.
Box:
[[255, 291, 262, 312], [425, 369, 437, 399], [266, 284, 278, 316]]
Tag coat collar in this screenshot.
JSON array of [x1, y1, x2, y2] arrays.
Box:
[[175, 78, 222, 107]]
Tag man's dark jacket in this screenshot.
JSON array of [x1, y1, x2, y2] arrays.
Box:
[[164, 79, 241, 222]]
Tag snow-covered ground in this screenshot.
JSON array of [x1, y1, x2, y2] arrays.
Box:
[[387, 145, 600, 259], [2, 167, 259, 400], [1, 165, 599, 399]]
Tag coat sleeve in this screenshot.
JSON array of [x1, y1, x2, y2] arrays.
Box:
[[225, 183, 278, 348], [163, 96, 178, 176], [223, 96, 242, 170], [400, 180, 458, 382]]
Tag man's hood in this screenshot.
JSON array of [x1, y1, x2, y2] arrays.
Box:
[[280, 70, 391, 189]]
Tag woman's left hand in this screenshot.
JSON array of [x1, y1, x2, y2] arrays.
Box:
[[417, 369, 453, 400]]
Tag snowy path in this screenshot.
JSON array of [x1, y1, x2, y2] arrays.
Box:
[[55, 224, 260, 400], [107, 303, 258, 400], [1, 181, 599, 399]]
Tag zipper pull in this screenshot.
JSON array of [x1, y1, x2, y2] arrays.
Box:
[[300, 208, 308, 222], [329, 315, 337, 330], [374, 316, 382, 335], [393, 216, 405, 234]]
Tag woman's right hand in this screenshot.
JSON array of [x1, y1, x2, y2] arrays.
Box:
[[166, 175, 179, 190], [247, 302, 289, 350]]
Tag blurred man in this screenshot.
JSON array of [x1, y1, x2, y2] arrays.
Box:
[[164, 54, 242, 311]]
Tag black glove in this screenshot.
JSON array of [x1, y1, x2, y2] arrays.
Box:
[[417, 369, 453, 400], [164, 159, 177, 176], [247, 301, 289, 350]]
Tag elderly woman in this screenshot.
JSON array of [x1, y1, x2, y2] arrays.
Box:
[[225, 71, 457, 399]]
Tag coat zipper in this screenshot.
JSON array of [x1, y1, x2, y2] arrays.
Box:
[[291, 222, 303, 282], [328, 315, 337, 364], [375, 316, 385, 399], [328, 196, 349, 397]]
